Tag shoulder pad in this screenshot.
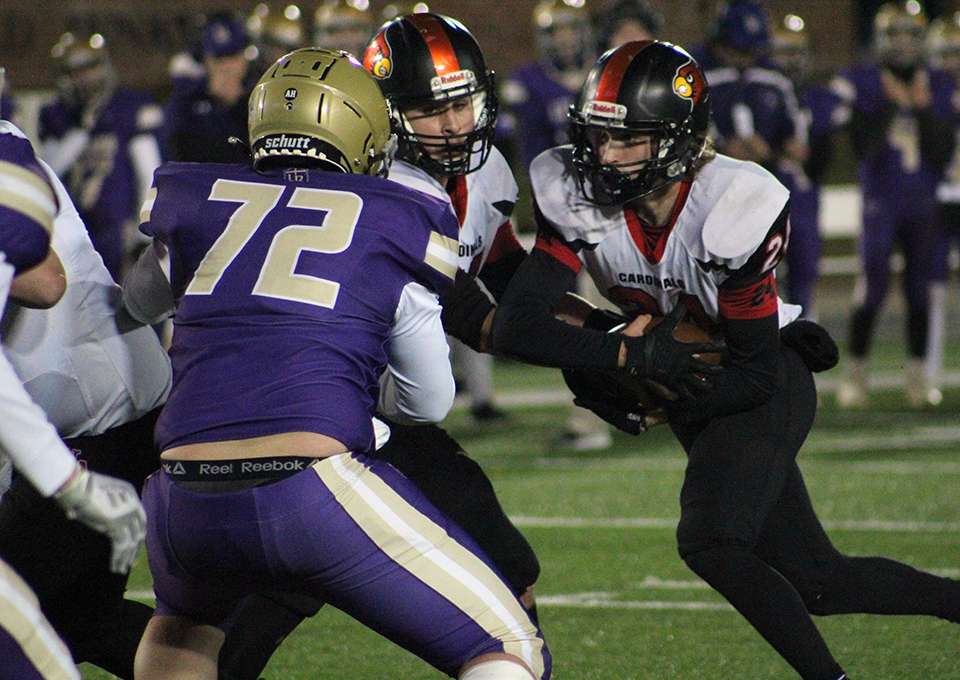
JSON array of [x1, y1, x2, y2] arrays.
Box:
[[474, 146, 518, 214], [696, 156, 789, 265], [530, 146, 622, 244], [387, 160, 447, 203]]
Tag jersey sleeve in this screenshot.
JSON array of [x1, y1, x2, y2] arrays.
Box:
[[413, 197, 461, 296], [532, 199, 582, 274], [0, 126, 57, 274]]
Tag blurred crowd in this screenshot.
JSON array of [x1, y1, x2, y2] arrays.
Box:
[[3, 0, 960, 423]]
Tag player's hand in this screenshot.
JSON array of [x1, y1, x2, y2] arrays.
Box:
[[620, 305, 724, 400], [910, 69, 931, 109], [54, 467, 147, 574], [573, 397, 667, 435], [880, 70, 912, 109]]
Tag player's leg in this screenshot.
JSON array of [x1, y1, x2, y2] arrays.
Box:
[[784, 190, 822, 317], [757, 462, 960, 623], [900, 213, 940, 406], [673, 348, 846, 680], [925, 203, 955, 395], [307, 453, 550, 679], [0, 558, 79, 680], [135, 616, 224, 680], [839, 207, 896, 407]]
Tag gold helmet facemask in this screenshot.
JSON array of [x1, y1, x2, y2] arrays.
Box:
[[248, 48, 395, 176]]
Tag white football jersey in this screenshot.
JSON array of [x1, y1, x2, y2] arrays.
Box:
[[1, 158, 172, 439], [387, 146, 522, 275], [530, 146, 802, 327]]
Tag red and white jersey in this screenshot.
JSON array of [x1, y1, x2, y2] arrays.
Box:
[[531, 146, 802, 328], [387, 146, 524, 276]]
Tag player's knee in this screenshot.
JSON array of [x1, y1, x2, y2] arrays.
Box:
[[459, 656, 543, 680], [795, 556, 849, 616]]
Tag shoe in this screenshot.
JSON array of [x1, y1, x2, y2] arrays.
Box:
[[471, 402, 509, 422], [837, 358, 868, 409], [905, 360, 942, 408], [551, 429, 612, 451]]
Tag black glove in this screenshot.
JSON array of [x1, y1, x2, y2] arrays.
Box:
[[440, 270, 495, 352], [780, 319, 839, 373], [620, 305, 724, 401]]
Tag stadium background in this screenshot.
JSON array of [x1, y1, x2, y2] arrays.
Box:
[[2, 2, 959, 678]]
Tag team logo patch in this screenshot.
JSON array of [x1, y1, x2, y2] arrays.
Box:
[[429, 69, 476, 93], [363, 34, 393, 79], [582, 99, 628, 121], [284, 88, 298, 100], [673, 60, 705, 110]]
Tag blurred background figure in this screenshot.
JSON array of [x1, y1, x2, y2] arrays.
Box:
[[924, 11, 960, 401], [39, 32, 163, 280], [247, 2, 306, 67], [595, 0, 662, 52], [770, 13, 842, 318], [313, 0, 377, 56], [833, 1, 954, 409], [502, 0, 595, 172], [0, 68, 19, 127], [162, 13, 253, 163]]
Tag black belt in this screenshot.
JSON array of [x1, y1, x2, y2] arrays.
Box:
[[161, 456, 319, 483]]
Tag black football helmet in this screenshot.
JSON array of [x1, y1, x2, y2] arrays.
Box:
[[362, 13, 498, 176], [569, 40, 710, 206]]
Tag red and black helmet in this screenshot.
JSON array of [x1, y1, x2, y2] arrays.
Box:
[[362, 13, 498, 176], [568, 40, 710, 205]]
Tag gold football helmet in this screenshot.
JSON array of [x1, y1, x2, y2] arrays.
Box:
[[248, 48, 393, 176], [532, 0, 593, 71], [874, 1, 928, 71], [313, 0, 377, 57], [50, 32, 116, 108], [927, 13, 960, 68], [771, 14, 809, 81]]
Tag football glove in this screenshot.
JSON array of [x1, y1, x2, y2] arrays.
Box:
[[54, 467, 147, 574], [780, 319, 839, 373], [620, 305, 724, 400]]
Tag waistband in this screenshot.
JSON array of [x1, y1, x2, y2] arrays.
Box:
[[160, 456, 320, 482]]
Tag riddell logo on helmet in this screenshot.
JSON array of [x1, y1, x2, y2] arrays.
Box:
[[673, 60, 705, 109], [430, 69, 477, 93], [583, 100, 627, 121], [263, 134, 313, 150]]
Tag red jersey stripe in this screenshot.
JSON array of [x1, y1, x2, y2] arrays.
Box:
[[486, 221, 524, 265], [535, 234, 582, 273]]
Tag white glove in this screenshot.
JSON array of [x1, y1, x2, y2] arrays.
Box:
[[54, 467, 147, 574]]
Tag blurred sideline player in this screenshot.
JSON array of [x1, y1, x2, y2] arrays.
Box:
[[163, 14, 254, 163], [832, 2, 953, 408], [39, 32, 163, 280], [0, 120, 146, 680], [770, 14, 842, 318], [492, 39, 960, 679], [130, 48, 549, 680], [313, 0, 377, 57], [247, 2, 307, 70], [0, 110, 171, 676], [924, 13, 960, 396], [596, 0, 662, 53]]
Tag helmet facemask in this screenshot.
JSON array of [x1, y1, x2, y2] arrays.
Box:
[[393, 72, 498, 176], [570, 112, 705, 206]]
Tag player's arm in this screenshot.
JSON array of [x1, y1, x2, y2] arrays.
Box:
[[122, 238, 174, 325], [668, 208, 791, 424], [379, 281, 456, 425], [8, 248, 66, 308]]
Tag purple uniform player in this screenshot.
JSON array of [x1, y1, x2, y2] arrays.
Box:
[[39, 33, 163, 280], [131, 50, 549, 680], [832, 4, 954, 408]]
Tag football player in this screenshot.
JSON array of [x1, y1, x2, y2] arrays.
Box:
[[130, 49, 550, 680], [491, 40, 960, 679], [831, 2, 954, 408], [0, 120, 146, 680], [923, 13, 960, 399], [769, 14, 843, 318], [39, 32, 163, 280], [162, 14, 254, 164], [247, 2, 306, 69], [0, 98, 171, 676]]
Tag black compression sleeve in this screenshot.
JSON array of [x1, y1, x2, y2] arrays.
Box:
[[491, 248, 623, 369], [440, 270, 495, 352], [669, 312, 780, 423], [478, 248, 527, 303]]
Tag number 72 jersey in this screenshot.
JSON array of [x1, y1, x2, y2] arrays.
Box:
[[140, 162, 460, 452]]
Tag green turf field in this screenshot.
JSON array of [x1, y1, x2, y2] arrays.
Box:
[[84, 359, 960, 679]]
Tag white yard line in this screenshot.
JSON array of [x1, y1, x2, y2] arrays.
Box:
[[510, 515, 960, 533]]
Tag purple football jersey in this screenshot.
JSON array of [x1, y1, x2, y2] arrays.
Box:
[[39, 88, 162, 276], [142, 162, 459, 453], [837, 63, 953, 202], [0, 129, 55, 274], [503, 62, 578, 169]]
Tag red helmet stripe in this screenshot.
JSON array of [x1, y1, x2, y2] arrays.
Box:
[[407, 14, 461, 76], [595, 40, 652, 103]]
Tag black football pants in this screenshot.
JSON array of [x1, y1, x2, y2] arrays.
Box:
[[0, 410, 161, 680], [670, 348, 960, 680]]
